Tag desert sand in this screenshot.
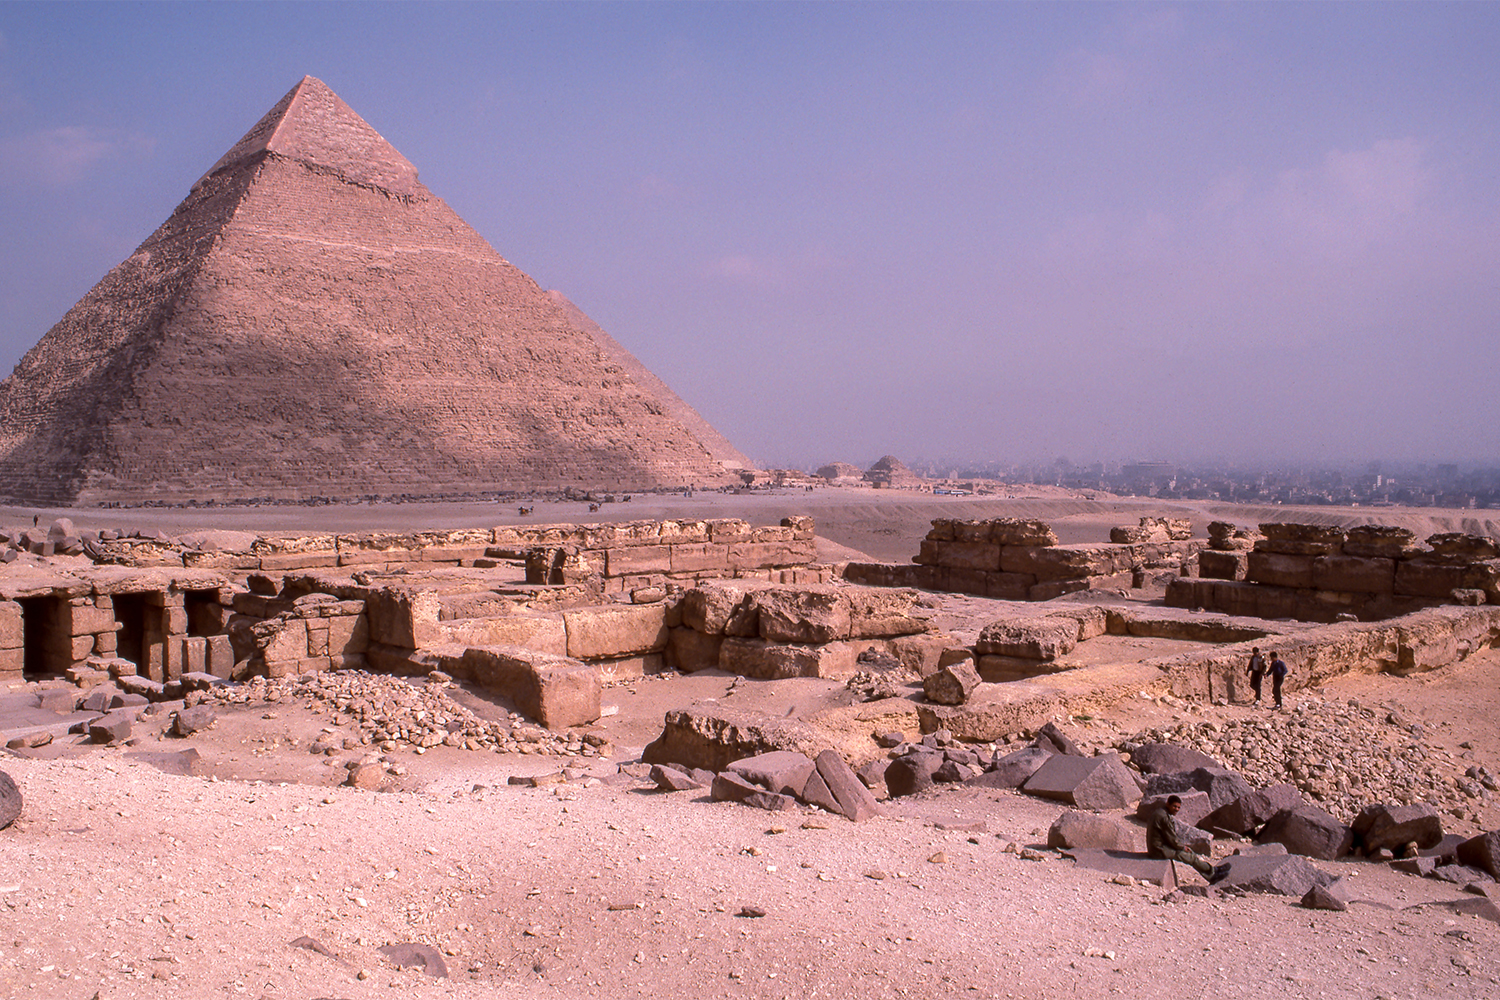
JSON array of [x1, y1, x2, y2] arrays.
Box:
[[1, 492, 1498, 999]]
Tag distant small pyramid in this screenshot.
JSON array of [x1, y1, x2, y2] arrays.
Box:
[[0, 76, 744, 504]]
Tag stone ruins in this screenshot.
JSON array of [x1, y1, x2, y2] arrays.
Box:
[[0, 76, 743, 506]]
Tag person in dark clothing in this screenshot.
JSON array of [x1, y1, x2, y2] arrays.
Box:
[[1246, 646, 1266, 704], [1269, 652, 1289, 709], [1146, 795, 1220, 879]]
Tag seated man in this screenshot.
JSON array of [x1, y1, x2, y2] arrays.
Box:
[[1147, 795, 1224, 881]]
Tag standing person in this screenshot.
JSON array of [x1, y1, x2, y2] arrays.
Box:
[[1246, 646, 1266, 705], [1146, 796, 1223, 881], [1269, 651, 1289, 710]]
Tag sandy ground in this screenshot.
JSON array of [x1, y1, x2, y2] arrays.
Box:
[[2, 493, 1499, 999]]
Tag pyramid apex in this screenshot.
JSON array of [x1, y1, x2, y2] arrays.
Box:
[[198, 75, 421, 196]]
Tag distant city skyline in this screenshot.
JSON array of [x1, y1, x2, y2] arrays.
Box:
[[1, 3, 1496, 472]]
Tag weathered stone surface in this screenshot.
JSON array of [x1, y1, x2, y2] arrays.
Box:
[[718, 637, 859, 680], [1457, 829, 1500, 879], [1047, 810, 1132, 850], [0, 770, 19, 830], [1351, 803, 1444, 854], [726, 751, 817, 798], [1343, 525, 1416, 558], [844, 586, 928, 639], [1142, 767, 1254, 813], [1427, 533, 1500, 559], [648, 764, 706, 792], [1136, 790, 1213, 829], [1130, 743, 1223, 775], [812, 749, 881, 822], [1063, 848, 1177, 888], [665, 627, 724, 673], [1301, 879, 1353, 911], [884, 752, 944, 797], [1258, 524, 1346, 555], [170, 705, 216, 737], [680, 582, 764, 636], [1246, 551, 1316, 589], [1257, 805, 1354, 861], [968, 747, 1052, 789], [89, 710, 135, 744], [379, 942, 449, 978], [975, 618, 1078, 660], [1311, 555, 1395, 594], [855, 757, 891, 791], [1198, 550, 1248, 581], [1022, 753, 1140, 811], [1215, 851, 1332, 896], [1201, 783, 1304, 835], [563, 604, 668, 660], [462, 647, 600, 729], [753, 586, 851, 644], [923, 658, 980, 705], [642, 707, 823, 772], [710, 772, 797, 811], [1034, 721, 1085, 757], [345, 761, 385, 790]]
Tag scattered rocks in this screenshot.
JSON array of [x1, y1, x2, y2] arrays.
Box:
[[1022, 753, 1141, 811], [171, 704, 217, 737], [1257, 805, 1355, 861]]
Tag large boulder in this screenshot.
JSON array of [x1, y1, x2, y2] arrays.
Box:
[[1022, 753, 1141, 811], [1201, 783, 1304, 835], [1215, 849, 1334, 896], [885, 752, 945, 797], [1457, 829, 1500, 879], [923, 659, 980, 706], [726, 751, 817, 798], [1136, 790, 1213, 829], [1257, 805, 1354, 861], [753, 586, 851, 644], [0, 770, 19, 830], [1047, 811, 1132, 851], [1130, 743, 1223, 775], [710, 772, 797, 812], [1034, 722, 1085, 757], [968, 747, 1052, 789], [802, 750, 881, 822], [1352, 803, 1444, 855], [641, 707, 823, 772], [1142, 767, 1254, 813], [680, 582, 764, 637]]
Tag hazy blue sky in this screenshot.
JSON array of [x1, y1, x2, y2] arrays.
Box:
[[0, 2, 1495, 471]]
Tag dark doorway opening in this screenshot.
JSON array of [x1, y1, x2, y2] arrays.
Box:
[[184, 590, 221, 637], [113, 592, 151, 673], [18, 595, 67, 679]]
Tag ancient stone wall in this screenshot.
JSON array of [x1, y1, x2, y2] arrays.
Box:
[[1171, 524, 1500, 623], [843, 517, 1203, 601]]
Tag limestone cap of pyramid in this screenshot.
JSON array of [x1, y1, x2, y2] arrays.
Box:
[[196, 75, 421, 196]]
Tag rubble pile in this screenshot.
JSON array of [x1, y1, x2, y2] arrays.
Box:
[[204, 671, 604, 759], [1123, 697, 1494, 824]]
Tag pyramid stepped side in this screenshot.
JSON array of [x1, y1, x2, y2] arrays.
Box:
[[0, 77, 741, 504], [0, 167, 258, 503], [546, 290, 754, 472]]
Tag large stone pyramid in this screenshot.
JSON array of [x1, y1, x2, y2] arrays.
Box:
[[0, 76, 745, 505]]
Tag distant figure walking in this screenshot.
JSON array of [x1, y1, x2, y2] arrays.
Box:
[[1246, 646, 1266, 705], [1269, 652, 1289, 709]]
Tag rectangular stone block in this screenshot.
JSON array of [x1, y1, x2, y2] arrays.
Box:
[[259, 552, 340, 571], [0, 645, 23, 678], [666, 627, 724, 672], [933, 541, 1002, 572], [326, 614, 370, 656], [463, 647, 600, 728], [305, 622, 330, 657], [166, 607, 188, 635], [1395, 559, 1471, 599], [94, 631, 117, 654], [1246, 551, 1315, 589], [719, 637, 860, 680], [564, 603, 669, 660], [670, 542, 731, 573], [726, 540, 817, 570], [180, 636, 208, 675], [69, 604, 121, 636], [606, 544, 673, 577], [936, 567, 988, 595], [984, 571, 1035, 601], [0, 601, 21, 649], [70, 634, 95, 661], [1198, 550, 1248, 581], [206, 634, 235, 678], [1312, 555, 1395, 594], [260, 621, 309, 662], [594, 653, 664, 684]]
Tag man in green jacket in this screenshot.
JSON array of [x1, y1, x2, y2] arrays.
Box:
[[1147, 795, 1222, 880]]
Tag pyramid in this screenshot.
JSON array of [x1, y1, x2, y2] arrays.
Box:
[[0, 76, 745, 505]]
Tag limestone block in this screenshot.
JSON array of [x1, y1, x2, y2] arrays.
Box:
[[728, 540, 817, 570], [305, 622, 330, 657], [180, 637, 207, 675], [912, 540, 943, 566], [1246, 551, 1315, 589], [1344, 525, 1417, 558], [923, 658, 980, 705], [564, 604, 668, 660], [707, 519, 752, 544], [887, 632, 953, 677], [719, 637, 860, 680], [70, 634, 95, 661], [69, 604, 121, 636], [206, 634, 235, 679], [975, 655, 1072, 682], [1198, 550, 1248, 581], [666, 627, 723, 672], [985, 519, 1058, 546], [259, 553, 340, 571], [936, 567, 987, 595], [593, 653, 663, 684], [680, 582, 762, 636], [0, 601, 20, 649], [361, 588, 443, 649], [1258, 523, 1346, 555], [726, 751, 817, 797], [94, 631, 117, 654], [975, 618, 1078, 660], [326, 614, 370, 656], [463, 646, 600, 729], [1311, 555, 1395, 594], [1427, 533, 1500, 559], [1395, 558, 1473, 599], [983, 571, 1035, 601], [780, 515, 816, 541], [606, 544, 672, 577], [933, 542, 1002, 572], [1002, 544, 1121, 580], [265, 656, 331, 678], [0, 646, 23, 678], [669, 542, 730, 574], [753, 586, 851, 643]]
